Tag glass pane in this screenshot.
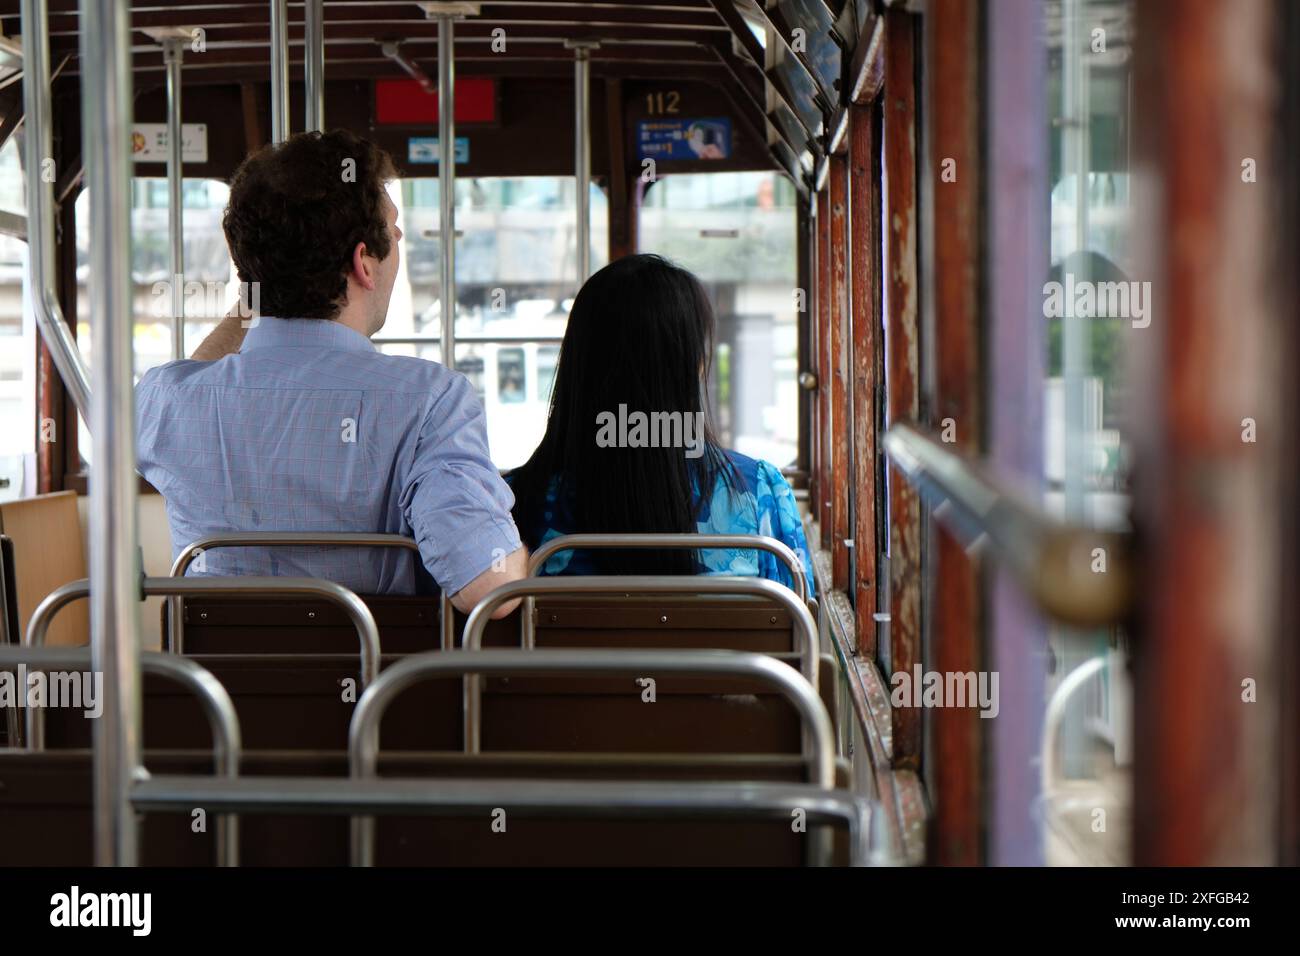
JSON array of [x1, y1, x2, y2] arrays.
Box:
[[73, 178, 240, 468], [639, 171, 799, 467], [1040, 0, 1135, 866], [384, 176, 607, 470], [386, 176, 607, 344], [74, 178, 239, 380], [496, 347, 526, 404], [0, 136, 33, 499]]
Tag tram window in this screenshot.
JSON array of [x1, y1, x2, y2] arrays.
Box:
[[497, 348, 526, 403], [73, 178, 238, 378], [384, 177, 607, 345], [640, 171, 799, 467], [379, 177, 604, 469], [65, 178, 239, 468], [1039, 0, 1135, 866], [536, 345, 559, 403], [0, 137, 34, 499]]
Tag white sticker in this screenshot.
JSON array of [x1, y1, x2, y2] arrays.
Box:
[[131, 123, 209, 163]]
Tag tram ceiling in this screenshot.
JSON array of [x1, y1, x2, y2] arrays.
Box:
[[0, 0, 877, 188]]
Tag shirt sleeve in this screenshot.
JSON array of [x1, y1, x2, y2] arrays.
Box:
[[755, 459, 816, 600], [134, 367, 170, 496], [400, 373, 523, 595]]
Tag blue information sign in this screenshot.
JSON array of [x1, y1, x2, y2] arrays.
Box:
[[408, 137, 469, 164], [636, 118, 732, 161]]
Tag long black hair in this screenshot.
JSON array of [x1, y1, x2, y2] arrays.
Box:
[[509, 254, 737, 573]]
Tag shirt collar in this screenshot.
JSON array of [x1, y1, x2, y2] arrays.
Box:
[[240, 316, 377, 353]]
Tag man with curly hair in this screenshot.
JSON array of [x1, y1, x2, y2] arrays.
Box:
[[136, 130, 526, 615]]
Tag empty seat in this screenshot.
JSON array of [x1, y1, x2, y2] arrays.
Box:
[[0, 750, 855, 866], [166, 595, 443, 655], [142, 574, 828, 755], [40, 650, 836, 755]]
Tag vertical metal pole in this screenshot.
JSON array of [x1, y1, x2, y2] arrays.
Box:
[[438, 16, 456, 369], [164, 40, 185, 360], [1061, 0, 1090, 522], [270, 0, 290, 142], [79, 0, 144, 867], [20, 0, 93, 416], [305, 0, 325, 132], [573, 44, 593, 284]]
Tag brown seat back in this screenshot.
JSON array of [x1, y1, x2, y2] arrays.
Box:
[[166, 594, 442, 655], [481, 594, 796, 654], [40, 650, 834, 755], [0, 749, 853, 866]]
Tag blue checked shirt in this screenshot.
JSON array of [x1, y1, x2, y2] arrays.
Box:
[[136, 317, 522, 596]]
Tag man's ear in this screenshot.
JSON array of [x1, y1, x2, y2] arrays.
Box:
[[351, 241, 376, 291]]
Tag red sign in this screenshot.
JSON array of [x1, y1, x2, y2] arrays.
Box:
[[375, 78, 497, 125]]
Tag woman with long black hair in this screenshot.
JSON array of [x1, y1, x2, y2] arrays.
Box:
[[508, 254, 813, 593]]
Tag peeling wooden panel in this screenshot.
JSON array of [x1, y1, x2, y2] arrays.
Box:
[[1131, 0, 1284, 866], [849, 101, 882, 658], [822, 591, 919, 863], [883, 8, 921, 769], [926, 0, 984, 868], [849, 12, 885, 106], [829, 155, 852, 591], [890, 769, 929, 865], [817, 189, 834, 548]]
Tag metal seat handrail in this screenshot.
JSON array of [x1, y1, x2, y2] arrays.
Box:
[[130, 775, 869, 867], [526, 533, 812, 603], [521, 533, 815, 650], [465, 574, 818, 681], [0, 645, 242, 866], [22, 576, 380, 748], [167, 532, 450, 653], [346, 647, 837, 865]]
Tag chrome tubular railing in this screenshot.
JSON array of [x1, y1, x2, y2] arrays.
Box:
[[346, 648, 837, 865], [526, 533, 813, 603], [523, 532, 815, 650], [304, 0, 325, 132], [22, 576, 380, 749], [79, 0, 140, 867], [0, 645, 242, 866], [130, 776, 870, 867], [882, 421, 1133, 627], [20, 0, 92, 418], [167, 532, 444, 653], [463, 574, 820, 688]]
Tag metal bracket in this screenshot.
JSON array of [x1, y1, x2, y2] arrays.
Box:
[[418, 1, 481, 17]]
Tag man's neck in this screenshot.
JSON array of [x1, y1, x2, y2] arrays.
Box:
[[332, 307, 372, 339]]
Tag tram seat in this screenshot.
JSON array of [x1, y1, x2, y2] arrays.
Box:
[[169, 592, 798, 656], [144, 584, 826, 753], [40, 651, 837, 754], [162, 594, 448, 655], [0, 749, 855, 866], [467, 594, 798, 654], [43, 655, 459, 752], [0, 492, 88, 648]]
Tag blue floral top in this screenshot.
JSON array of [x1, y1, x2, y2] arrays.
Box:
[[508, 451, 815, 598]]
